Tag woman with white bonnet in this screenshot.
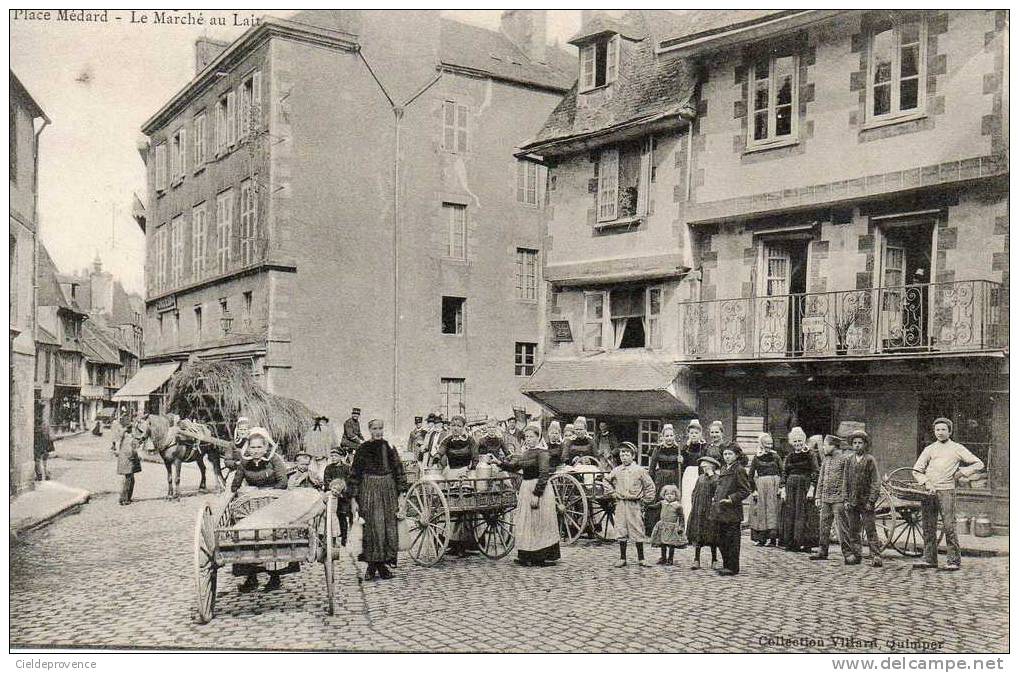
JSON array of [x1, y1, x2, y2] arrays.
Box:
[[647, 423, 684, 536], [780, 426, 818, 553], [680, 419, 712, 529], [748, 432, 783, 546], [497, 424, 560, 567]]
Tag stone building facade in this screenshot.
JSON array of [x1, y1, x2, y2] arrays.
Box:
[[137, 11, 572, 441]]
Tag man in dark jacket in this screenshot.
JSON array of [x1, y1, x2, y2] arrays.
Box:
[[34, 420, 54, 481], [843, 430, 883, 567], [711, 445, 752, 576], [341, 407, 364, 453], [406, 416, 424, 456]]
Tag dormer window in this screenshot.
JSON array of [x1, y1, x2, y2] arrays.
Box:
[[579, 35, 620, 92]]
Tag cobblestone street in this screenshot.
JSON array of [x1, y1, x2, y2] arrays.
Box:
[[10, 433, 1009, 653]]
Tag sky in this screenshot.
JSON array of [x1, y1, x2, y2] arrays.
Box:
[[9, 9, 585, 294]]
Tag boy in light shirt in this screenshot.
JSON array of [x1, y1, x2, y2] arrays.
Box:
[[912, 418, 984, 571]]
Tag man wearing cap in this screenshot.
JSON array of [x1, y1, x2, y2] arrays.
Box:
[[811, 435, 852, 563], [406, 416, 425, 457], [503, 416, 524, 454], [912, 418, 984, 571], [341, 407, 365, 453], [421, 414, 446, 466]]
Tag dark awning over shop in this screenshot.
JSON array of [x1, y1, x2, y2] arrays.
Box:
[[521, 359, 695, 417]]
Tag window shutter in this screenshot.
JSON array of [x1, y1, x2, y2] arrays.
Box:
[[597, 148, 618, 222], [252, 71, 262, 130], [227, 90, 237, 145], [637, 136, 653, 215], [179, 127, 187, 177], [154, 144, 166, 192], [580, 44, 595, 90], [606, 36, 620, 84], [442, 101, 455, 150], [456, 104, 469, 152]]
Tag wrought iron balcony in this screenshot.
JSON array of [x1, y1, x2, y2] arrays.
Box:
[[679, 280, 1008, 361]]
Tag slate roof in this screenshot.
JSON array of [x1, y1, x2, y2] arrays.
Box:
[[439, 18, 575, 92], [36, 244, 86, 315], [520, 11, 698, 155], [36, 325, 61, 347], [81, 321, 121, 366], [656, 10, 804, 50]]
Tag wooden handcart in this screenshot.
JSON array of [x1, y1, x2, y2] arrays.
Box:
[[874, 467, 945, 557], [402, 473, 521, 566], [193, 490, 341, 624], [549, 464, 618, 545]]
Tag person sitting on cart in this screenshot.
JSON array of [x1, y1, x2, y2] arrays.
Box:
[[561, 416, 599, 466], [229, 427, 297, 593], [478, 417, 510, 462], [436, 415, 479, 477], [912, 418, 985, 571], [287, 451, 322, 489], [228, 416, 252, 472], [496, 424, 561, 567], [322, 446, 354, 547]]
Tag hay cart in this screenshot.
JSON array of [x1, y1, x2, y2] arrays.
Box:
[[193, 490, 341, 624], [402, 473, 521, 565], [548, 464, 618, 544], [874, 467, 945, 557]]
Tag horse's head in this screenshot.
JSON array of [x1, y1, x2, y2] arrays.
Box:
[[131, 416, 150, 442]]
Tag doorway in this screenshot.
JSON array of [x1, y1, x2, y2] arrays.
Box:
[[758, 239, 810, 356], [879, 220, 934, 350]]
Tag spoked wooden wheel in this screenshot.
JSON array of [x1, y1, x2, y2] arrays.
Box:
[[193, 503, 218, 624], [550, 472, 587, 545], [588, 480, 618, 541], [322, 495, 337, 616], [404, 480, 451, 566], [472, 508, 515, 559]]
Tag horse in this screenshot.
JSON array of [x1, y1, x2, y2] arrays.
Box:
[[131, 413, 227, 500]]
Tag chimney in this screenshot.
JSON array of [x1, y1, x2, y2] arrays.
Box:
[[194, 36, 230, 75], [501, 10, 548, 64]]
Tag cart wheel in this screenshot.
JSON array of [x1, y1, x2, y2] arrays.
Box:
[[550, 473, 587, 545], [473, 509, 515, 559], [323, 495, 337, 616], [589, 496, 617, 541], [404, 480, 451, 566], [193, 503, 218, 624], [886, 506, 927, 557]]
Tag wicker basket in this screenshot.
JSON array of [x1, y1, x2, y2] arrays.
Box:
[[883, 467, 934, 502]]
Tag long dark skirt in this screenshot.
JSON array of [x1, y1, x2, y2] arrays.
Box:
[[781, 474, 817, 549], [359, 474, 399, 563]]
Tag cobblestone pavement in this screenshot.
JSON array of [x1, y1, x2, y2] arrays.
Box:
[[10, 433, 1009, 652]]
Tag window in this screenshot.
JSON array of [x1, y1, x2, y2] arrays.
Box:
[[638, 419, 661, 464], [154, 143, 167, 192], [516, 160, 540, 205], [748, 54, 798, 148], [239, 180, 258, 265], [227, 90, 237, 146], [442, 100, 469, 153], [584, 285, 664, 350], [579, 35, 620, 92], [192, 202, 207, 279], [868, 16, 926, 123], [170, 127, 186, 182], [440, 378, 466, 419], [443, 203, 466, 259], [514, 342, 537, 376], [194, 305, 203, 342], [193, 112, 207, 168], [584, 291, 605, 350], [441, 296, 465, 335], [515, 248, 538, 300], [173, 310, 181, 345], [170, 215, 184, 286], [216, 93, 237, 153], [239, 71, 261, 140], [242, 290, 252, 329], [219, 298, 229, 335], [157, 314, 164, 340], [9, 103, 16, 183], [216, 189, 234, 273], [596, 139, 653, 223]]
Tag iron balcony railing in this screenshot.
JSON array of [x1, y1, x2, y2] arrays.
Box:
[[679, 279, 1008, 361]]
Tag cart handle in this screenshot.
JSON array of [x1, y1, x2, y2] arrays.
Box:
[[883, 466, 927, 483]]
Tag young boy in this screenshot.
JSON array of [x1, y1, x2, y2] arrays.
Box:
[[607, 442, 657, 567], [842, 431, 882, 567], [811, 435, 852, 563], [912, 418, 984, 571], [711, 446, 752, 576], [322, 446, 354, 546], [117, 432, 142, 505], [287, 451, 322, 489]]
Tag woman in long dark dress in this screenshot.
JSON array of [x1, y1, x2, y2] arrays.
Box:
[[646, 423, 684, 536], [686, 455, 720, 570], [780, 426, 818, 553], [437, 415, 480, 556], [498, 424, 560, 567], [349, 419, 408, 581], [545, 421, 565, 471], [748, 432, 783, 546]]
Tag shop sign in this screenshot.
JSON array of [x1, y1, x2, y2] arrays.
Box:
[[155, 295, 177, 312], [550, 320, 573, 343], [801, 317, 826, 334]]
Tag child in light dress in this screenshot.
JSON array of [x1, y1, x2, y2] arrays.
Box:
[[651, 484, 686, 565]]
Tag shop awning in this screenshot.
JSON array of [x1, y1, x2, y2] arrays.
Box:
[[112, 362, 179, 401], [520, 359, 696, 417]]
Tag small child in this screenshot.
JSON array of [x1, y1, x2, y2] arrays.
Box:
[[687, 456, 721, 570], [116, 433, 142, 506], [322, 447, 354, 546], [650, 484, 686, 565], [606, 442, 656, 567], [287, 451, 322, 489]]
